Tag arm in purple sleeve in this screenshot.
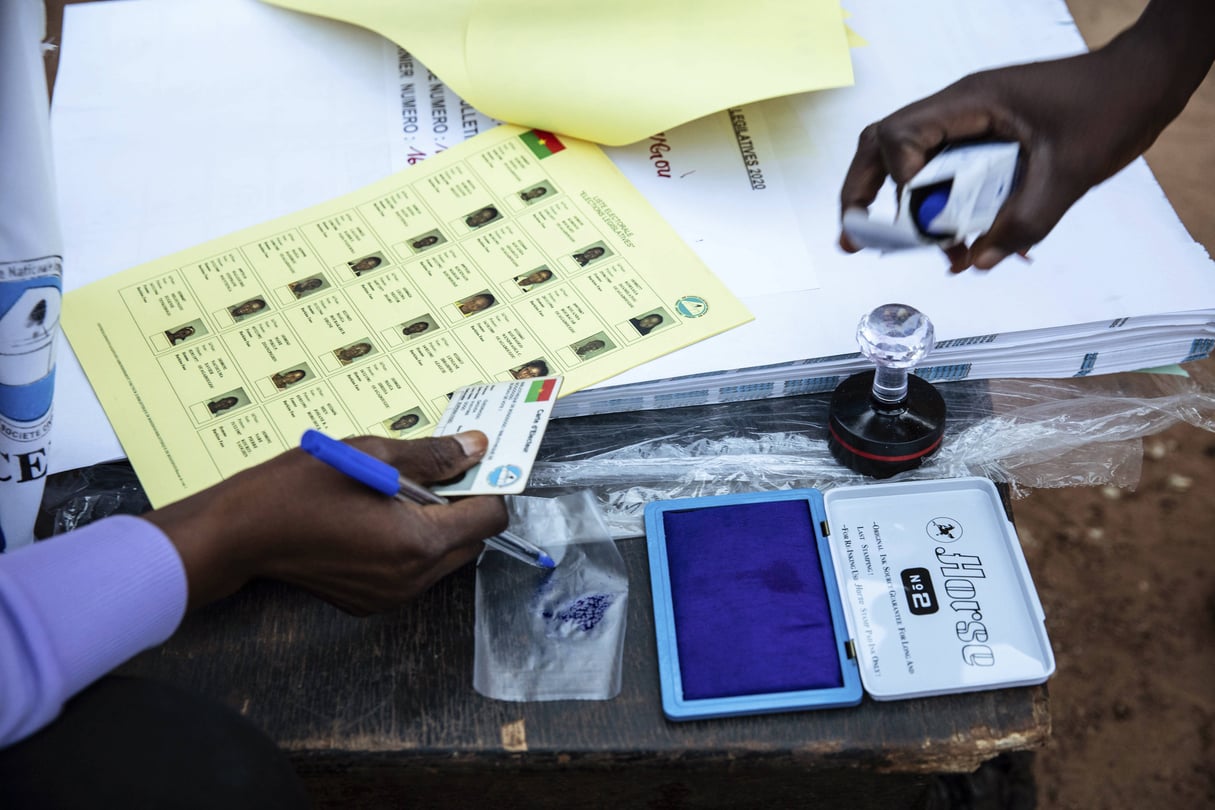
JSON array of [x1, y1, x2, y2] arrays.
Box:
[[0, 431, 507, 748], [0, 516, 186, 747]]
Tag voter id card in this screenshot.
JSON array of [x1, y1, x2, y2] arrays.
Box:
[[431, 376, 562, 495]]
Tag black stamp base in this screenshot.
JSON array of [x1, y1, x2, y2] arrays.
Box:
[[827, 371, 947, 479]]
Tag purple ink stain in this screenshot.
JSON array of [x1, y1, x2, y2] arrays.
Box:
[[554, 593, 614, 632]]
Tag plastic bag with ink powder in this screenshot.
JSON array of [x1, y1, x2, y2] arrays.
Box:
[[474, 490, 628, 701]]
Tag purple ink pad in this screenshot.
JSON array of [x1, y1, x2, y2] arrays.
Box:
[[662, 499, 843, 699], [646, 489, 861, 720]]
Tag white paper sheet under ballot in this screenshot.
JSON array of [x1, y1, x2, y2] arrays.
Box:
[[432, 376, 562, 495]]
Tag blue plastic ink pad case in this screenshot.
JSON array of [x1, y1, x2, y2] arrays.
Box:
[[644, 477, 1055, 721]]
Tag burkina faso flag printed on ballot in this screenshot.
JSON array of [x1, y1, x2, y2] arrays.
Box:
[[525, 378, 557, 402], [520, 129, 566, 159]]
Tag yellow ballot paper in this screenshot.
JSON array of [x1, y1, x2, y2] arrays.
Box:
[[261, 0, 855, 145], [63, 126, 751, 507]]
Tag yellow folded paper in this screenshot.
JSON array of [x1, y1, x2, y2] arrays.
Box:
[[262, 0, 854, 145]]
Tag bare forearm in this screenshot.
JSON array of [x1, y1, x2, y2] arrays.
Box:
[[1103, 0, 1215, 143], [1126, 0, 1215, 89]]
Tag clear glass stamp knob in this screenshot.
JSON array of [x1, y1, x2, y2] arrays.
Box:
[[856, 304, 936, 405], [826, 303, 947, 479]]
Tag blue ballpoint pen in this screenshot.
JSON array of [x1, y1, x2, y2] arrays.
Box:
[[300, 429, 556, 569]]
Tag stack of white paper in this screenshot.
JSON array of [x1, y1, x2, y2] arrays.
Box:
[[48, 0, 1215, 471]]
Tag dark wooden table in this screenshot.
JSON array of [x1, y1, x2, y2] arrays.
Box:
[[114, 535, 1047, 809]]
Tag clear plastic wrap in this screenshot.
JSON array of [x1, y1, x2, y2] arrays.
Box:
[[39, 367, 1215, 541], [530, 366, 1215, 538], [36, 460, 151, 537]]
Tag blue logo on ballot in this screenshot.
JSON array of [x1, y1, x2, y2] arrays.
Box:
[[674, 296, 707, 318]]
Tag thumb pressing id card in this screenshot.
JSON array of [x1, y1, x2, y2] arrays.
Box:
[[431, 376, 562, 495]]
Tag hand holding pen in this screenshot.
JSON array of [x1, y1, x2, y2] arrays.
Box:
[[301, 429, 556, 569], [143, 430, 510, 614]]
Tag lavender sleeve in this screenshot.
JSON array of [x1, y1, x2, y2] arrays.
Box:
[[0, 515, 187, 747]]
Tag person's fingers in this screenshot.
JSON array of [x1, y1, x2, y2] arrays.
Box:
[[967, 147, 1080, 268], [840, 78, 1015, 251], [278, 494, 506, 613], [351, 432, 488, 485], [407, 495, 511, 594], [870, 60, 1053, 181], [424, 495, 510, 554], [870, 87, 1000, 184], [943, 242, 972, 273], [420, 532, 491, 596], [839, 123, 892, 213], [378, 495, 508, 603], [872, 117, 946, 186], [370, 480, 509, 579], [838, 125, 896, 251]]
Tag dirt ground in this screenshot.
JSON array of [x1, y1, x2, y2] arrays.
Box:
[[1016, 403, 1215, 809], [1009, 2, 1215, 807]]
